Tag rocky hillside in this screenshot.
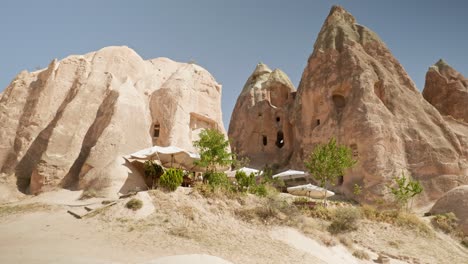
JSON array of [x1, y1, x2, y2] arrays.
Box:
[[229, 6, 468, 205], [0, 46, 226, 197], [423, 59, 468, 123]]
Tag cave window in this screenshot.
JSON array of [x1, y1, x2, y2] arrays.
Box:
[[332, 94, 346, 109], [276, 116, 280, 122], [275, 131, 284, 148], [258, 113, 262, 117], [262, 135, 267, 146], [350, 144, 358, 158], [316, 119, 320, 126], [153, 123, 160, 138], [338, 176, 344, 186]]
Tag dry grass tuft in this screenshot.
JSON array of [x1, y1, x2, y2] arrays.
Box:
[[360, 205, 432, 236], [431, 213, 463, 238], [79, 188, 99, 200], [352, 249, 370, 260], [125, 198, 143, 211], [328, 207, 361, 234], [339, 235, 354, 248], [0, 203, 52, 217]]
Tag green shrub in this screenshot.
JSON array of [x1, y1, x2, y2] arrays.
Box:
[[204, 171, 230, 188], [235, 171, 255, 192], [431, 213, 462, 236], [144, 160, 164, 177], [250, 184, 268, 197], [388, 173, 423, 211], [328, 207, 361, 234], [126, 198, 143, 211], [159, 168, 184, 191]]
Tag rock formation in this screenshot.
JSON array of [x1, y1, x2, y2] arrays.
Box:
[[0, 46, 226, 196], [228, 63, 296, 168], [423, 59, 468, 123], [229, 6, 468, 205], [430, 185, 468, 235]]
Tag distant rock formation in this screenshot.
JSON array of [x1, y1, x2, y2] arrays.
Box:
[[0, 46, 226, 196], [430, 185, 468, 235], [423, 59, 468, 123], [228, 63, 296, 168], [229, 6, 468, 205]]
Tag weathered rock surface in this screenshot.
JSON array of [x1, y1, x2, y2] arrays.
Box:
[[423, 59, 468, 123], [229, 6, 468, 205], [0, 46, 225, 196], [228, 63, 296, 168], [430, 185, 468, 235]]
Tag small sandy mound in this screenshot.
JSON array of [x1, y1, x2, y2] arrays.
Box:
[[144, 254, 233, 264], [270, 227, 360, 264]]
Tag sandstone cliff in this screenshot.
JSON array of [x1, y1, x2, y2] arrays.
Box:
[[228, 63, 296, 168], [0, 46, 226, 196], [423, 59, 468, 123], [229, 6, 468, 205]]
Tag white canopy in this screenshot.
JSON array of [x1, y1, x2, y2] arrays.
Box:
[[287, 184, 335, 199], [272, 169, 307, 180], [127, 145, 202, 171]]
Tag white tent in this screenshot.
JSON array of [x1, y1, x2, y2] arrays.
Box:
[[272, 169, 307, 180], [287, 184, 335, 199], [127, 145, 202, 171]]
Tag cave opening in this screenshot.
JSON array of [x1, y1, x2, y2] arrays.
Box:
[[262, 135, 267, 146], [275, 131, 284, 148]]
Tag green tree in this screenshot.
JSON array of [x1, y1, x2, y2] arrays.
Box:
[[305, 138, 356, 204], [193, 129, 233, 173], [388, 173, 423, 211]]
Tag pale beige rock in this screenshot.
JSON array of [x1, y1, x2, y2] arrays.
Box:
[[423, 59, 468, 123], [229, 6, 468, 205], [0, 46, 226, 196], [430, 185, 468, 235]]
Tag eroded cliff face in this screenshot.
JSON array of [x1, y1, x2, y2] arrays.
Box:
[[228, 63, 296, 168], [229, 6, 468, 205], [0, 46, 226, 195], [423, 59, 468, 123]]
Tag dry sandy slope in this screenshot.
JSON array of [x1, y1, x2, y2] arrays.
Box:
[[0, 188, 467, 264]]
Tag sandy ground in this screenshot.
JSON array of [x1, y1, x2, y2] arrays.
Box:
[[0, 188, 467, 264]]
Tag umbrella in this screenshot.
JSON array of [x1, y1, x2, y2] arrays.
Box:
[[287, 183, 335, 199], [127, 145, 202, 171], [272, 169, 307, 180]]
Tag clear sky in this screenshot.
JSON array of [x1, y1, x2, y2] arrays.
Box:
[[0, 1, 467, 127]]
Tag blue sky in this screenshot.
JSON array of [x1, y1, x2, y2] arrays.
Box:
[[0, 1, 467, 127]]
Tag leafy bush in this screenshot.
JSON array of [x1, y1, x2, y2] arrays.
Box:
[[431, 213, 462, 236], [193, 129, 233, 172], [305, 138, 356, 204], [249, 184, 268, 197], [144, 160, 164, 177], [388, 173, 423, 210], [159, 168, 184, 191], [126, 198, 143, 211], [328, 207, 361, 234], [204, 171, 230, 188], [235, 171, 255, 192]]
